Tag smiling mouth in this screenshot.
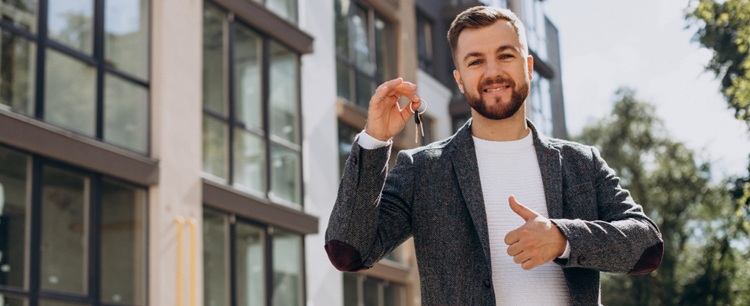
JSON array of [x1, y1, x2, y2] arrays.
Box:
[[484, 85, 511, 93]]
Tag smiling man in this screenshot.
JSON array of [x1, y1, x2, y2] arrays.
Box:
[[325, 6, 663, 305]]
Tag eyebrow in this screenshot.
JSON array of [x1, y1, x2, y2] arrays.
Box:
[[462, 45, 520, 63]]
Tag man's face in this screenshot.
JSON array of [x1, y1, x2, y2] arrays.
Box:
[[452, 20, 533, 120]]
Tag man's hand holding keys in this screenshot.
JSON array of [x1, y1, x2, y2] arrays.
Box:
[[504, 195, 567, 270], [365, 78, 422, 142]]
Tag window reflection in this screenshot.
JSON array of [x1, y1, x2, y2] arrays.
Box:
[[40, 166, 88, 295], [105, 0, 149, 80], [44, 48, 96, 136], [100, 179, 147, 305], [272, 230, 302, 306], [47, 0, 93, 54], [236, 222, 264, 306], [0, 30, 36, 115], [0, 147, 29, 289]]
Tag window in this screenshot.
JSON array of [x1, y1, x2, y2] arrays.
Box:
[[343, 274, 406, 306], [202, 2, 302, 207], [416, 11, 433, 75], [335, 0, 394, 109], [0, 145, 148, 305], [0, 0, 151, 154], [202, 209, 305, 306], [529, 71, 553, 136], [252, 0, 297, 24]]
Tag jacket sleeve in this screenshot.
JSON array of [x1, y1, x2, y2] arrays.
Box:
[[552, 146, 664, 275], [324, 139, 415, 271]]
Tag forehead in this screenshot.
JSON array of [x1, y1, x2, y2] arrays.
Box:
[[455, 20, 521, 57]]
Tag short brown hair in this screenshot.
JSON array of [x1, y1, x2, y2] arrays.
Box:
[[447, 6, 528, 64]]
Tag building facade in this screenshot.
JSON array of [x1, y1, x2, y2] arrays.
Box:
[[0, 0, 565, 306]]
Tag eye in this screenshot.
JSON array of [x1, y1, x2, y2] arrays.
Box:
[[500, 54, 515, 60], [468, 59, 483, 66]]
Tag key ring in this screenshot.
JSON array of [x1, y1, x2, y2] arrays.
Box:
[[410, 99, 427, 115]]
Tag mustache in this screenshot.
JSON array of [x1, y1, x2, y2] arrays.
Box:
[[481, 76, 515, 88]]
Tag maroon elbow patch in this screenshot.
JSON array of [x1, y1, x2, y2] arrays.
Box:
[[628, 241, 664, 275], [325, 240, 367, 272]]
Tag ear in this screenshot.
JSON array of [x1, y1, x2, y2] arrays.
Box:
[[453, 69, 465, 93], [526, 55, 534, 80]]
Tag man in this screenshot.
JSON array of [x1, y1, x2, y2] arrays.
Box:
[[326, 6, 663, 305]]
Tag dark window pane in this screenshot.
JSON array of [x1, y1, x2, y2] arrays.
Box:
[[233, 24, 262, 129], [104, 74, 149, 153], [384, 282, 406, 306], [44, 48, 96, 136], [337, 122, 358, 176], [334, 0, 350, 57], [203, 210, 229, 306], [235, 222, 264, 306], [351, 5, 371, 75], [47, 0, 94, 54], [38, 300, 86, 306], [342, 274, 359, 306], [100, 179, 147, 305], [355, 73, 375, 110], [105, 0, 149, 80], [0, 294, 28, 306], [202, 115, 228, 181], [374, 17, 390, 81], [272, 230, 302, 306], [0, 147, 29, 289], [0, 30, 36, 115], [0, 0, 37, 31], [269, 42, 299, 144], [270, 144, 300, 205], [362, 277, 379, 306], [234, 128, 266, 194], [202, 3, 227, 115], [335, 61, 352, 102], [40, 166, 87, 294]]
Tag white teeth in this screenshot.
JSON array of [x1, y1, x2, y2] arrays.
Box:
[[485, 86, 508, 92]]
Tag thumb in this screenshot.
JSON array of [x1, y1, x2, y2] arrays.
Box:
[[508, 195, 538, 221]]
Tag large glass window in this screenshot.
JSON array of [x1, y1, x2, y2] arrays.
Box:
[[202, 2, 302, 208], [202, 209, 305, 306], [335, 0, 394, 109], [416, 11, 434, 75], [0, 0, 151, 154], [343, 274, 406, 306], [253, 0, 297, 24], [0, 145, 148, 306]]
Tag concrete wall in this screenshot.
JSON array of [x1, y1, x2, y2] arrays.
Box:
[[149, 0, 204, 305]]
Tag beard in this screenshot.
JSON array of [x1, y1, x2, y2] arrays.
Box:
[[464, 76, 529, 120]]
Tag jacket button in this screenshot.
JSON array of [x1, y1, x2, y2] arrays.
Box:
[[577, 256, 586, 265], [350, 157, 358, 165], [483, 279, 492, 288]]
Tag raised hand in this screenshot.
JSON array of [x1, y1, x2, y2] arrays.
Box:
[[504, 195, 566, 270], [364, 78, 422, 141]]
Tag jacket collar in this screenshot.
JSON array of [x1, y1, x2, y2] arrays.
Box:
[[448, 118, 564, 263]]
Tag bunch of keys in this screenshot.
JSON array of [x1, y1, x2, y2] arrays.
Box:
[[410, 99, 427, 144]]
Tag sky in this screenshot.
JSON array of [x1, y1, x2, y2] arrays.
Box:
[[543, 0, 750, 180]]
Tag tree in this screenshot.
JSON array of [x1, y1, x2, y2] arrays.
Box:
[[688, 0, 750, 125], [576, 89, 749, 306]]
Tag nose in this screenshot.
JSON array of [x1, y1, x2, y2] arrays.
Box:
[[484, 59, 502, 79]]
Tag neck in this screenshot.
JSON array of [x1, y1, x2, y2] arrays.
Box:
[[470, 105, 529, 141]]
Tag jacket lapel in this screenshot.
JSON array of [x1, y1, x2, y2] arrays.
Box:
[[449, 121, 492, 264], [530, 122, 564, 219]]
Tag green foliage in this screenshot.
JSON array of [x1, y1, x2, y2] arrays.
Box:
[[576, 89, 750, 306], [688, 0, 750, 125]]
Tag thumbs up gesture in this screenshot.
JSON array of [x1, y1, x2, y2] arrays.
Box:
[[504, 195, 567, 270]]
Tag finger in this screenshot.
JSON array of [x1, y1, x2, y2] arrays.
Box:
[[521, 259, 538, 270], [506, 242, 522, 256], [514, 251, 532, 265], [504, 230, 520, 245], [509, 195, 538, 222], [371, 78, 404, 104]]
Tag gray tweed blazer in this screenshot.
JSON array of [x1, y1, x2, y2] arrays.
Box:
[[325, 120, 663, 305]]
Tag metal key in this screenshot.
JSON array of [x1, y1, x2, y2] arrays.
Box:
[[411, 100, 427, 144]]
